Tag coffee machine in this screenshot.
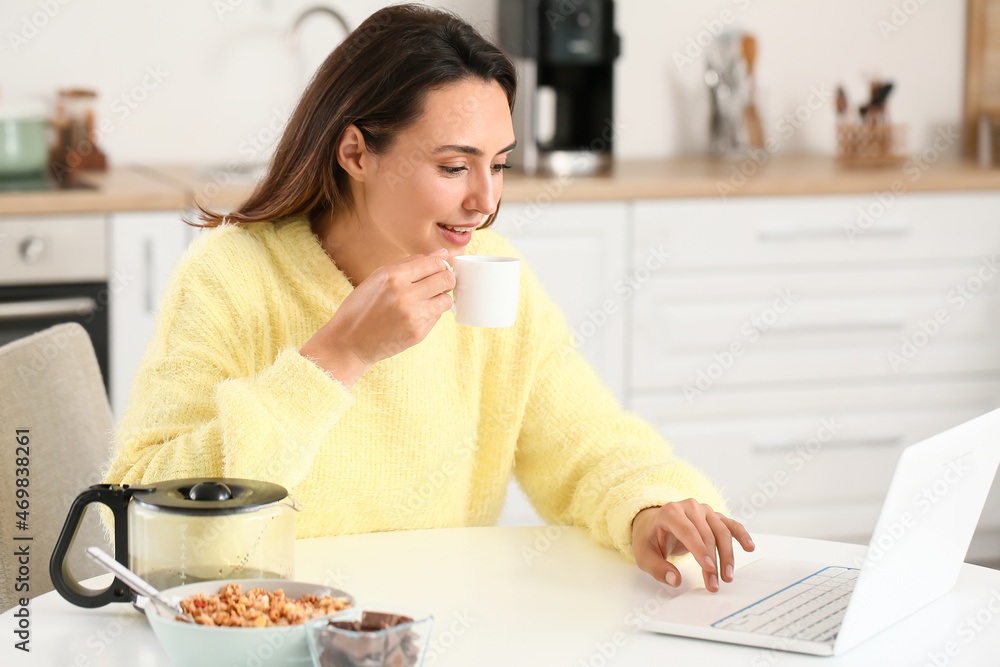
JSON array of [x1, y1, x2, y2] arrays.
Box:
[[498, 0, 620, 175]]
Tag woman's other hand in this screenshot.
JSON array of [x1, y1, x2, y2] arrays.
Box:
[[300, 249, 455, 386], [631, 499, 755, 592]]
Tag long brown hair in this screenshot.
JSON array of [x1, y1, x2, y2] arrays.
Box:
[[193, 4, 516, 228]]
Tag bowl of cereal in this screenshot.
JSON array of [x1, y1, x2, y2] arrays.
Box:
[[145, 579, 353, 667]]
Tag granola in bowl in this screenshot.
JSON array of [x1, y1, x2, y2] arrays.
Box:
[[180, 582, 351, 627]]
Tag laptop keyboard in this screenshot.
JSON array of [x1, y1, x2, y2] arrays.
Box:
[[712, 566, 860, 643]]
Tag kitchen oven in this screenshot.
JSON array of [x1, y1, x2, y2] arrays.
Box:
[[0, 215, 109, 393]]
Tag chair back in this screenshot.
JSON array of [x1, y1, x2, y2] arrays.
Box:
[[0, 323, 114, 613]]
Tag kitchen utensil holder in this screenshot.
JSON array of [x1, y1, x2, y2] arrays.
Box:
[[836, 123, 907, 166]]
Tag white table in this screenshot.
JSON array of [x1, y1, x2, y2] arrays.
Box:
[[3, 527, 1000, 666]]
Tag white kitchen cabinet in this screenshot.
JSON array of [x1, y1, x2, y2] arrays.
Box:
[[634, 192, 1000, 269], [492, 201, 629, 526], [108, 212, 196, 421], [628, 192, 1000, 562], [631, 264, 1000, 390], [633, 379, 1000, 546], [493, 200, 629, 401]]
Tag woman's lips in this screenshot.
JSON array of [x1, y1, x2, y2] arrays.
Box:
[[437, 223, 474, 247]]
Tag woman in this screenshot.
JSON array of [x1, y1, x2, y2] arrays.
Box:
[[105, 4, 753, 592]]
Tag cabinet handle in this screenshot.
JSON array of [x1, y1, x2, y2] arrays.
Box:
[[751, 433, 902, 453], [0, 297, 97, 321], [767, 316, 906, 335], [143, 237, 154, 315], [755, 223, 908, 241]]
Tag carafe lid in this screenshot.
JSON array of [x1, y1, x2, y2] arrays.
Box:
[[129, 478, 288, 515]]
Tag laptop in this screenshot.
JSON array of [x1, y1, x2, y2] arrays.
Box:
[[639, 407, 1000, 656]]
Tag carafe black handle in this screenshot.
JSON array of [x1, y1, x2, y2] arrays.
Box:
[[48, 484, 133, 607]]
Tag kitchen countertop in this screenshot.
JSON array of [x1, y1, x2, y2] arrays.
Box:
[[545, 154, 1000, 200], [2, 155, 999, 216], [0, 167, 186, 216]]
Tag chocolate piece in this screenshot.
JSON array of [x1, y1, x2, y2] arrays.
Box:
[[360, 611, 413, 631], [328, 620, 363, 632]]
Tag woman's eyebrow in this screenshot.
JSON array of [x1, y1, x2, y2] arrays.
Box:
[[433, 140, 518, 157]]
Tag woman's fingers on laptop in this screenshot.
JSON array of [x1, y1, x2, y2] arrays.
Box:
[[721, 514, 756, 554], [692, 511, 721, 592], [706, 514, 756, 588], [632, 501, 758, 591], [708, 512, 735, 585], [633, 503, 703, 587], [635, 541, 683, 588], [665, 502, 719, 582], [632, 501, 717, 589]]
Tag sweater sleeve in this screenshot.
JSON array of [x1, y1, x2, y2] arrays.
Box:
[[512, 265, 728, 562], [104, 246, 354, 491]]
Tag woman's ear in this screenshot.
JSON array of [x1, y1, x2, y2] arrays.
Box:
[[336, 124, 370, 182]]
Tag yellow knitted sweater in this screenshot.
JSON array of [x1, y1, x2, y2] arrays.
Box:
[[105, 217, 726, 560]]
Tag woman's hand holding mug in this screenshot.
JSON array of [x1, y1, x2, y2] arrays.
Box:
[[300, 249, 455, 386]]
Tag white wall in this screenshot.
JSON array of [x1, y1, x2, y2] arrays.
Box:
[[2, 0, 494, 167], [2, 0, 967, 166], [613, 0, 967, 158]]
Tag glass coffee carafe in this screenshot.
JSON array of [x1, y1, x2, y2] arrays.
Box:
[[50, 478, 297, 608]]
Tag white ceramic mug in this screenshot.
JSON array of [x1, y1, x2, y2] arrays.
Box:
[[451, 255, 521, 327]]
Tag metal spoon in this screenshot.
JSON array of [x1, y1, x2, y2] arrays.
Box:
[[85, 547, 195, 623]]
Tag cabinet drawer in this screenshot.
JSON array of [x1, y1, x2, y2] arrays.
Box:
[[631, 265, 1000, 390], [634, 342, 1000, 393], [633, 192, 1000, 269], [632, 380, 1000, 513]]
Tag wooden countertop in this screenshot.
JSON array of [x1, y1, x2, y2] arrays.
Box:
[[2, 156, 999, 216], [134, 163, 258, 214], [144, 156, 1000, 211], [502, 154, 1000, 200], [0, 167, 186, 216]]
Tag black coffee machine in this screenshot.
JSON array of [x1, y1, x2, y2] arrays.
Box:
[[498, 0, 620, 175]]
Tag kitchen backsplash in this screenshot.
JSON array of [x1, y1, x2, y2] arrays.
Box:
[[3, 0, 966, 165]]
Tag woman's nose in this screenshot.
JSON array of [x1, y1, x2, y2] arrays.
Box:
[[464, 166, 500, 215]]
